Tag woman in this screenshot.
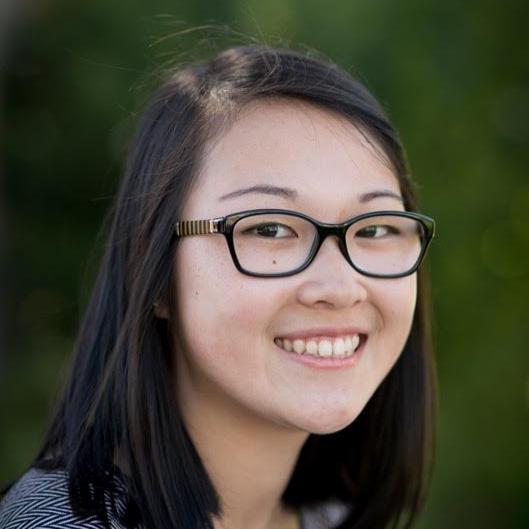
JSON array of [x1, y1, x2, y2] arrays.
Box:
[[0, 44, 437, 529]]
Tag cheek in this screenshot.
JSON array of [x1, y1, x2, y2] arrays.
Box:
[[347, 275, 417, 411], [174, 239, 277, 367], [374, 274, 417, 359]]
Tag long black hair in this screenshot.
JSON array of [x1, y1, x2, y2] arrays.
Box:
[[6, 44, 437, 529]]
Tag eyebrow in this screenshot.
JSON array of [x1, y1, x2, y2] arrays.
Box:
[[218, 184, 404, 204]]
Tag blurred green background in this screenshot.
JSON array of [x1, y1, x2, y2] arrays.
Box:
[[1, 1, 528, 527]]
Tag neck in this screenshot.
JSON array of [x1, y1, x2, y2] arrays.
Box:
[[177, 376, 309, 529]]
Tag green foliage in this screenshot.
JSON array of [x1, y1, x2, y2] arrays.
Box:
[[2, 1, 528, 527]]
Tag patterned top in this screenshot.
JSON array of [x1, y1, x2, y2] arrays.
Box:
[[0, 468, 349, 529]]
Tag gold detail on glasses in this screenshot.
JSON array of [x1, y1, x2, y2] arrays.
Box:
[[175, 218, 222, 237]]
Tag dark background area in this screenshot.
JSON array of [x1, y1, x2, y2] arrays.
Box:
[[1, 1, 528, 528]]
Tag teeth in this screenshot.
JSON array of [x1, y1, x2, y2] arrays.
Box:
[[293, 339, 305, 354], [306, 340, 318, 355], [275, 334, 363, 358], [333, 338, 345, 357], [318, 340, 333, 357]]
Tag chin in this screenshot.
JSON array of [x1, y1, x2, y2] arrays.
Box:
[[296, 404, 365, 435]]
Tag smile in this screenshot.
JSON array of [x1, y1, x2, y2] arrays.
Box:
[[274, 334, 365, 358]]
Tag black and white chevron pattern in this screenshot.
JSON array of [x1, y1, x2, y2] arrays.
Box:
[[0, 467, 348, 529], [0, 468, 130, 529]]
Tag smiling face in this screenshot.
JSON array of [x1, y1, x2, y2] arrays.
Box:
[[170, 98, 417, 435]]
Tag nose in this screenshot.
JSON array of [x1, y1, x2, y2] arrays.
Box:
[[295, 234, 368, 309]]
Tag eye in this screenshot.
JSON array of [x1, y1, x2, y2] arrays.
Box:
[[356, 224, 400, 238], [242, 222, 298, 239]]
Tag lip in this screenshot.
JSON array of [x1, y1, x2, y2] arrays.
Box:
[[275, 334, 367, 370], [275, 327, 369, 341]]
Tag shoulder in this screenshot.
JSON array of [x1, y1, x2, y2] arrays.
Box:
[[0, 467, 128, 529]]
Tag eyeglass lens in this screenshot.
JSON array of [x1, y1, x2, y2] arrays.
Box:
[[232, 213, 425, 276]]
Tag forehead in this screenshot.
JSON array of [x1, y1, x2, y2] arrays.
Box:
[[186, 98, 401, 219]]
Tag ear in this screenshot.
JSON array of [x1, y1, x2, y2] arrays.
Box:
[[153, 301, 170, 320]]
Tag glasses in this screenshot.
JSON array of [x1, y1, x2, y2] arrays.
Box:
[[175, 208, 435, 279]]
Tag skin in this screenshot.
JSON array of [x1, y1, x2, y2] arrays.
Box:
[[155, 99, 417, 529]]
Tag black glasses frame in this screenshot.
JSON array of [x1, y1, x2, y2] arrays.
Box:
[[175, 208, 436, 279]]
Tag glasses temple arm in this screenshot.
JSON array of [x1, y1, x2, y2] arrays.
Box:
[[175, 217, 225, 237]]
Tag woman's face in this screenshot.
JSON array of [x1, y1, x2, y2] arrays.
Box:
[[171, 99, 417, 434]]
